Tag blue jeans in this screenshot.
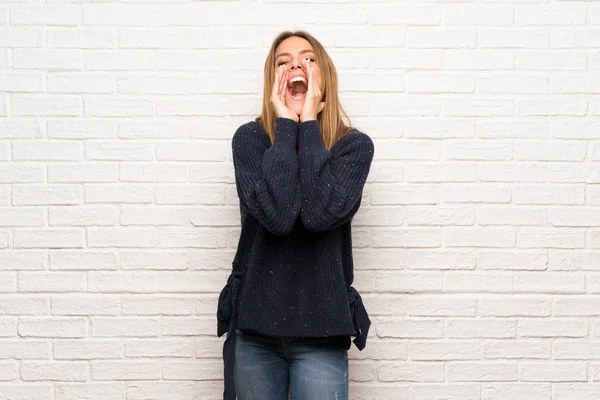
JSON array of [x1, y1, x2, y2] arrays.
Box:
[[233, 328, 350, 400]]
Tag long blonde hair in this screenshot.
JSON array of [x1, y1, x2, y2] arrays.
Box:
[[256, 30, 354, 151]]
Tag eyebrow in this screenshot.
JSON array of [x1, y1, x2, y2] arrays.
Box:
[[275, 49, 315, 60]]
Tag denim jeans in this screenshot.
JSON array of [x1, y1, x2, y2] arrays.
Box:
[[233, 328, 350, 400]]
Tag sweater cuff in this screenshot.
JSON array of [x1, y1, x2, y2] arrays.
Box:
[[274, 117, 299, 150], [298, 119, 325, 153]]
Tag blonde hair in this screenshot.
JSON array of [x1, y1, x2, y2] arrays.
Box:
[[256, 30, 354, 151]]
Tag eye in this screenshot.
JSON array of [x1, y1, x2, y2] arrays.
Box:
[[277, 61, 289, 67], [304, 57, 315, 63]]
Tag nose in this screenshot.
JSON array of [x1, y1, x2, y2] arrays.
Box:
[[290, 57, 304, 71]]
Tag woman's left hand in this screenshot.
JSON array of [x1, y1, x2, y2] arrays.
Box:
[[299, 57, 325, 123]]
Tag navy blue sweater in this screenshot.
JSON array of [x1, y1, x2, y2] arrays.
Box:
[[217, 117, 374, 400]]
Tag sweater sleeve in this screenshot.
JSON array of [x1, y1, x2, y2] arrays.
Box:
[[297, 120, 374, 232], [231, 117, 301, 235]]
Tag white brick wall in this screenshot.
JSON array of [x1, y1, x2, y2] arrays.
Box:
[[1, 0, 600, 399]]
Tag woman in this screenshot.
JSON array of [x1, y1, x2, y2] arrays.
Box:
[[217, 30, 374, 400]]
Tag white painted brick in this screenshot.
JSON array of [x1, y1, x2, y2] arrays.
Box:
[[519, 228, 585, 249], [548, 251, 600, 271], [52, 295, 119, 316], [84, 50, 155, 71], [82, 5, 155, 26], [476, 207, 546, 226], [448, 318, 516, 338], [372, 227, 441, 248], [0, 318, 16, 336], [162, 360, 222, 380], [480, 28, 549, 48], [119, 28, 188, 49], [444, 98, 513, 117], [156, 184, 225, 205], [515, 4, 586, 26], [479, 296, 551, 317], [445, 49, 514, 71], [514, 184, 584, 205], [0, 340, 48, 359], [48, 73, 115, 94], [126, 381, 204, 400], [479, 74, 548, 94], [0, 73, 45, 92], [518, 319, 587, 338], [84, 98, 153, 117], [121, 206, 189, 226], [87, 227, 159, 248], [443, 4, 512, 26], [55, 383, 125, 400], [91, 361, 160, 381], [478, 163, 547, 182], [0, 165, 43, 183], [0, 27, 42, 47], [554, 296, 600, 316], [374, 271, 442, 293], [54, 339, 123, 360], [519, 362, 586, 382], [478, 119, 548, 139], [406, 250, 475, 270], [11, 6, 81, 26], [442, 184, 511, 203], [0, 119, 42, 139], [19, 272, 86, 293], [445, 272, 514, 293], [118, 119, 190, 139], [515, 272, 584, 293], [118, 75, 189, 95], [21, 361, 89, 381], [155, 96, 227, 117], [14, 229, 84, 249], [91, 317, 161, 337], [13, 49, 82, 70], [553, 384, 600, 400], [85, 183, 154, 203], [48, 164, 118, 184], [120, 251, 191, 270], [87, 271, 226, 293], [478, 250, 547, 271], [48, 119, 117, 139], [442, 227, 517, 248], [0, 50, 6, 68], [443, 140, 512, 160], [47, 28, 116, 49], [369, 139, 439, 160], [156, 5, 227, 26], [410, 341, 479, 361], [409, 296, 477, 317], [122, 296, 194, 316], [0, 273, 16, 292], [121, 163, 188, 183], [407, 384, 477, 400], [448, 361, 518, 381], [12, 141, 82, 161], [0, 384, 52, 400], [371, 5, 439, 25], [49, 205, 117, 226], [18, 318, 87, 338], [11, 95, 82, 117], [49, 251, 118, 271], [370, 95, 439, 117], [125, 338, 195, 357], [517, 50, 586, 71], [0, 296, 48, 315], [86, 143, 154, 161], [482, 340, 550, 360], [406, 162, 477, 183], [407, 27, 476, 48]]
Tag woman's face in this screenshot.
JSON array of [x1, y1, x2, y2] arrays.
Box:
[[274, 36, 323, 116]]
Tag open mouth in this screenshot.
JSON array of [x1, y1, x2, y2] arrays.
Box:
[[288, 79, 308, 101]]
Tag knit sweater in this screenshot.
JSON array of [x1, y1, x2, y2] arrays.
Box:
[[217, 117, 374, 400]]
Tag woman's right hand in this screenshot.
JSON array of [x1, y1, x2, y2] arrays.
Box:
[[270, 65, 299, 123]]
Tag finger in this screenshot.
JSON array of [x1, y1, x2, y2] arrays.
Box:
[[282, 67, 288, 99], [278, 66, 284, 98]]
